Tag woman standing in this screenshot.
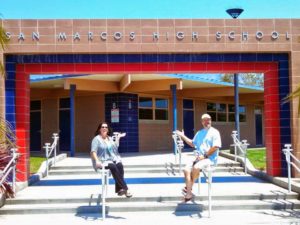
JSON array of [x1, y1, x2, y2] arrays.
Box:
[[91, 122, 132, 198]]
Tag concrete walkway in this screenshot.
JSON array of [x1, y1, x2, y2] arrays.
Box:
[[1, 151, 300, 225]]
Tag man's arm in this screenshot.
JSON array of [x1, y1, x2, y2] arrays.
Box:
[[205, 146, 219, 157], [175, 130, 195, 148]]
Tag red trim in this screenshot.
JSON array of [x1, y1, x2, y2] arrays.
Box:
[[14, 61, 281, 181]]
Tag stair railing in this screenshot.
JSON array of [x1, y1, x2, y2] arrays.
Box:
[[282, 144, 300, 192], [172, 132, 184, 173], [231, 130, 249, 174], [0, 148, 18, 194], [44, 133, 59, 176]]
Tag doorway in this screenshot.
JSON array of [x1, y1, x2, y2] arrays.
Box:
[[30, 100, 41, 152]]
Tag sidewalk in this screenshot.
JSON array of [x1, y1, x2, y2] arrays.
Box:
[[1, 151, 300, 225]]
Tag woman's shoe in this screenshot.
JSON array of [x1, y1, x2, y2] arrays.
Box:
[[181, 186, 192, 195], [183, 195, 193, 202], [125, 190, 133, 198], [182, 193, 193, 202], [117, 189, 126, 196]]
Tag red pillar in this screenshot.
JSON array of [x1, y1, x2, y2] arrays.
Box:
[[15, 65, 30, 182], [264, 68, 281, 176]]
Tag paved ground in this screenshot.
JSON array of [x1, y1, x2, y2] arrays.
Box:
[[0, 210, 299, 225], [1, 151, 300, 225]]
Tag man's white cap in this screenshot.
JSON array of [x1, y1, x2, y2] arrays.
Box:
[[201, 113, 211, 119]]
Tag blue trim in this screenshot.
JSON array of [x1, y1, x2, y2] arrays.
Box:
[[32, 176, 263, 186]]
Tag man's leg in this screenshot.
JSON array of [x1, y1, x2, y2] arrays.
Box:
[[183, 169, 193, 200], [191, 167, 200, 184], [193, 159, 212, 193]]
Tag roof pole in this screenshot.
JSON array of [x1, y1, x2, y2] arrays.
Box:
[[70, 84, 76, 157], [234, 73, 240, 139], [171, 84, 177, 155]]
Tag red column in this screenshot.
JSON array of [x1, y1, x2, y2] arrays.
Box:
[[264, 68, 281, 176], [15, 65, 30, 182]]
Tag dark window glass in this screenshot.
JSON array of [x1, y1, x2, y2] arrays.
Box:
[[139, 97, 152, 108], [183, 99, 193, 109], [228, 104, 235, 112], [155, 98, 168, 109], [217, 103, 226, 112], [210, 112, 217, 122], [155, 109, 168, 120], [240, 114, 246, 122], [229, 113, 235, 122], [30, 100, 41, 111], [207, 102, 216, 111], [217, 113, 226, 122], [59, 98, 70, 109], [139, 108, 153, 120]]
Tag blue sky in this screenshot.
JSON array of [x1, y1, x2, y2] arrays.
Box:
[[1, 0, 299, 19]]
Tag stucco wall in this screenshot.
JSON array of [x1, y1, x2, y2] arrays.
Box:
[[75, 94, 105, 152], [41, 98, 59, 146]]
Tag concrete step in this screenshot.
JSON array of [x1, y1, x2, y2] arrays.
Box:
[[48, 167, 245, 175], [1, 199, 300, 215], [6, 192, 299, 205]]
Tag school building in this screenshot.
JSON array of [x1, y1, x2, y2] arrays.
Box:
[[0, 19, 299, 183]]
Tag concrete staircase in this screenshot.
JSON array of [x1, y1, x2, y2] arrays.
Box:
[[1, 153, 299, 216]]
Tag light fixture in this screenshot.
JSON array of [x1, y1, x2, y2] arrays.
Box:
[[226, 8, 244, 19]]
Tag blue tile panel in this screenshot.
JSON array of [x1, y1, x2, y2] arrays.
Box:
[[5, 53, 290, 176], [105, 93, 139, 153]]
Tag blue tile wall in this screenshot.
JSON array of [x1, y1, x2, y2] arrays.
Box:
[[105, 93, 139, 153]]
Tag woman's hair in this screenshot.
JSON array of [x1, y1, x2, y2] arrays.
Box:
[[94, 122, 113, 137]]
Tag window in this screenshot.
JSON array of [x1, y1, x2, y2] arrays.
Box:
[[139, 97, 168, 120], [207, 102, 246, 122], [155, 98, 168, 120]]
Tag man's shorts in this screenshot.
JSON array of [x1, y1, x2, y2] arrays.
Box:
[[184, 158, 213, 172]]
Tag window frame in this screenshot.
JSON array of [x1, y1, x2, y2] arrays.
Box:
[[138, 96, 169, 121], [206, 102, 247, 123]]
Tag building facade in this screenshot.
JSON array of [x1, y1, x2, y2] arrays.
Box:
[[0, 19, 299, 183]]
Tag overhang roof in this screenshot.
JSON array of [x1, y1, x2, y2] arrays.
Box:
[[30, 73, 263, 94]]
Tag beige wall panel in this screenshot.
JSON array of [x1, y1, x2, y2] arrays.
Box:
[[75, 94, 105, 153], [41, 99, 58, 147], [139, 122, 173, 152]]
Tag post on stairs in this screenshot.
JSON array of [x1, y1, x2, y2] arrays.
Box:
[[100, 162, 110, 220], [198, 164, 215, 218], [282, 144, 293, 192], [44, 143, 51, 176]]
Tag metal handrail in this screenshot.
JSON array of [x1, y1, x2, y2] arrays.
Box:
[[100, 162, 110, 220], [0, 148, 18, 194], [172, 132, 184, 173], [44, 133, 59, 176], [282, 144, 300, 192], [198, 164, 215, 218], [231, 130, 249, 174]]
